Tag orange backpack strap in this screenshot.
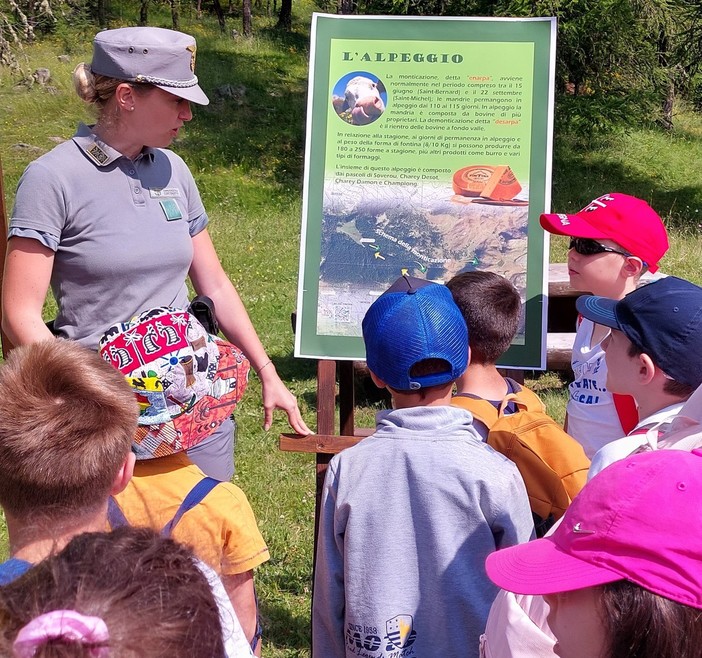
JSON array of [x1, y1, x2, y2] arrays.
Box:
[[498, 384, 546, 415], [613, 393, 639, 435], [451, 394, 499, 427], [452, 384, 545, 428]]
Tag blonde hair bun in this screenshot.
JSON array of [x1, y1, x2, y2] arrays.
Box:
[[73, 62, 97, 103]]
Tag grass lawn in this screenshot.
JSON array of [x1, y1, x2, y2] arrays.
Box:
[[1, 7, 701, 656]]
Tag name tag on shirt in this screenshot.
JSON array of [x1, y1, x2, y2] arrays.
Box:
[[160, 199, 183, 221], [150, 188, 181, 198]]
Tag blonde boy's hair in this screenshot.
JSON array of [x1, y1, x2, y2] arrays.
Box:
[[0, 340, 138, 519]]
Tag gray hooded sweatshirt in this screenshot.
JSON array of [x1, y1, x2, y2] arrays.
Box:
[[312, 405, 533, 658]]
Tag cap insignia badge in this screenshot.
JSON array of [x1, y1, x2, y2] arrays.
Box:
[[186, 44, 197, 73]]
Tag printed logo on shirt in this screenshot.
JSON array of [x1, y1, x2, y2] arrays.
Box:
[[572, 354, 604, 380], [386, 616, 416, 651], [569, 378, 605, 405], [570, 352, 607, 406], [150, 188, 182, 198], [345, 615, 417, 657]]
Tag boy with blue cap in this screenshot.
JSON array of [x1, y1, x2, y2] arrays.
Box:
[[312, 275, 533, 658]]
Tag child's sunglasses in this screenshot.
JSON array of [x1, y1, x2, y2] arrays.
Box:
[[568, 238, 633, 258]]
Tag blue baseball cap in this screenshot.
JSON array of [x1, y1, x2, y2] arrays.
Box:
[[362, 276, 468, 391], [576, 276, 702, 387]]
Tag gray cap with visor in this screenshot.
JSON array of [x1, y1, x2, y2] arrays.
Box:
[[90, 26, 209, 105]]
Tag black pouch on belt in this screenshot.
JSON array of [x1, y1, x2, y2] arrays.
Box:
[[188, 295, 219, 335]]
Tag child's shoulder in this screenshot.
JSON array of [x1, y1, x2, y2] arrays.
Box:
[[452, 379, 544, 423], [129, 454, 253, 514]]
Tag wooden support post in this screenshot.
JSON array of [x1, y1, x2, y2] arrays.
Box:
[[313, 359, 336, 562], [0, 158, 13, 358], [338, 360, 355, 436]]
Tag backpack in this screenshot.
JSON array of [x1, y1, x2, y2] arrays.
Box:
[[452, 386, 591, 536]]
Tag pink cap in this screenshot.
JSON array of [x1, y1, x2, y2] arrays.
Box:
[[539, 193, 669, 272], [485, 449, 702, 609]]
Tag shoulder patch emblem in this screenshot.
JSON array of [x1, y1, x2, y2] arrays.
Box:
[[87, 143, 108, 165]]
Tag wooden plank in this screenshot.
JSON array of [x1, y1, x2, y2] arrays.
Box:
[[280, 433, 364, 454], [549, 262, 660, 298], [338, 360, 355, 436], [547, 332, 575, 371], [313, 360, 337, 571], [316, 360, 336, 435]]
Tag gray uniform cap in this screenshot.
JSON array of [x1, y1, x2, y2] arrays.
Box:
[[91, 26, 209, 105]]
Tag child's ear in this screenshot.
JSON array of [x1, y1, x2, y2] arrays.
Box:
[[638, 353, 657, 385], [110, 452, 136, 496], [369, 371, 387, 390], [621, 256, 645, 279]]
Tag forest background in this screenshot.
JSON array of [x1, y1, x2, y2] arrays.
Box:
[[1, 0, 702, 654]]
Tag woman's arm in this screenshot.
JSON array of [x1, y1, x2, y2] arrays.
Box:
[[188, 230, 311, 434], [2, 237, 55, 346]]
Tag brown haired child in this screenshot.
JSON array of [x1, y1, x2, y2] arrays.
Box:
[[0, 526, 225, 657], [0, 339, 137, 571]]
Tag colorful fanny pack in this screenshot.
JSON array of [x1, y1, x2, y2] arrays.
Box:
[[99, 306, 249, 458]]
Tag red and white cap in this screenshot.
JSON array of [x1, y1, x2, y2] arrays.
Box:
[[540, 193, 669, 272]]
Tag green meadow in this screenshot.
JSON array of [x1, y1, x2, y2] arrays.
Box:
[[1, 5, 702, 654]]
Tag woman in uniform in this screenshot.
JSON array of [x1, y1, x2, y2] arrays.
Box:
[[2, 26, 310, 480]]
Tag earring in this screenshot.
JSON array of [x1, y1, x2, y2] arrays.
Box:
[[129, 107, 135, 111]]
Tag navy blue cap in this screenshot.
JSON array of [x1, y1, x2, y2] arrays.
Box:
[[362, 276, 468, 391], [576, 277, 702, 388]]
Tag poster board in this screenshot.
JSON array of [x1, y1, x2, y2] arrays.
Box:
[[296, 14, 556, 368]]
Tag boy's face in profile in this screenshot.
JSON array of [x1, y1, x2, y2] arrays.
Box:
[[567, 238, 635, 297], [602, 329, 638, 394]]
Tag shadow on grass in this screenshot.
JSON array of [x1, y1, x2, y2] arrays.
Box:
[[273, 352, 318, 382], [553, 136, 702, 231], [261, 600, 311, 651]]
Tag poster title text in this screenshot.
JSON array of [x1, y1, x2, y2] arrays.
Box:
[[342, 51, 464, 63]]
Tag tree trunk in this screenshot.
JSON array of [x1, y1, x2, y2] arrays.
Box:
[[243, 0, 252, 36], [337, 0, 353, 13], [171, 0, 180, 30], [660, 75, 675, 130], [276, 0, 291, 30], [139, 0, 148, 25], [212, 0, 226, 31], [97, 0, 107, 27]]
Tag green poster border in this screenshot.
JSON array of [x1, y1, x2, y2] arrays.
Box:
[[296, 14, 555, 368]]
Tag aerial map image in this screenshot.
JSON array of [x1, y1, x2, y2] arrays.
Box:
[[316, 174, 531, 340]]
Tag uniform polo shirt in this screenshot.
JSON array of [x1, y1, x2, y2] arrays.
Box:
[[10, 124, 209, 348]]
